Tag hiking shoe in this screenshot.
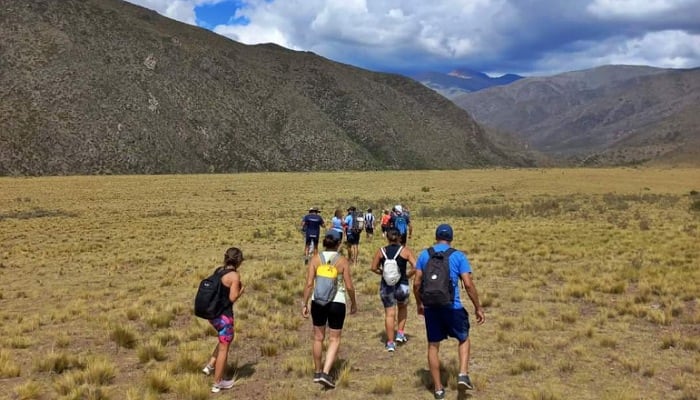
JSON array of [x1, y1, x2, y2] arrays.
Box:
[[211, 379, 234, 393], [434, 388, 446, 399], [458, 374, 474, 390], [202, 364, 214, 376], [318, 373, 335, 388], [385, 342, 396, 352], [395, 332, 407, 343], [313, 372, 322, 383]]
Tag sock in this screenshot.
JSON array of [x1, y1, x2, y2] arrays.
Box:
[[397, 330, 404, 335]]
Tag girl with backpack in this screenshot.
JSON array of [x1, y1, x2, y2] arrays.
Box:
[[200, 247, 245, 393], [370, 229, 417, 352], [301, 230, 357, 389]]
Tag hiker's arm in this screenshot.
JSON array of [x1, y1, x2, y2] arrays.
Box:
[[301, 257, 317, 318], [227, 272, 244, 303], [460, 272, 485, 325], [370, 250, 383, 275], [343, 260, 358, 314], [403, 247, 417, 279], [413, 269, 424, 315]]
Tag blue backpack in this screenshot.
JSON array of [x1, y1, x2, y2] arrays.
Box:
[[394, 215, 408, 235]]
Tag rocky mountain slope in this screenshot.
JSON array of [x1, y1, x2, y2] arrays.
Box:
[[454, 65, 700, 165], [0, 0, 531, 176]]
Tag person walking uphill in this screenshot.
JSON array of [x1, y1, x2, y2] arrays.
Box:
[[413, 225, 485, 399], [370, 228, 417, 352], [197, 247, 245, 393], [302, 230, 358, 389]]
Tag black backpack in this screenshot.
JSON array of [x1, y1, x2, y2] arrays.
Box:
[[350, 211, 364, 233], [194, 267, 234, 319], [420, 247, 457, 307]]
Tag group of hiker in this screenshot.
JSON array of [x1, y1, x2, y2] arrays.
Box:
[[194, 205, 485, 400], [300, 205, 413, 264]]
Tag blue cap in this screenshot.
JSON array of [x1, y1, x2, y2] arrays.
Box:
[[435, 224, 453, 241], [325, 230, 342, 241]]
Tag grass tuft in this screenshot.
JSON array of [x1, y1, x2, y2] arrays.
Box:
[[371, 375, 394, 394]]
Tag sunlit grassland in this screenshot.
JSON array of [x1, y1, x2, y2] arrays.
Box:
[[0, 168, 698, 400]]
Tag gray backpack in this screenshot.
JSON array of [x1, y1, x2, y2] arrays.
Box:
[[313, 253, 340, 306]]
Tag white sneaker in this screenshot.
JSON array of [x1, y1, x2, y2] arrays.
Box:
[[211, 379, 235, 393], [202, 364, 214, 376]]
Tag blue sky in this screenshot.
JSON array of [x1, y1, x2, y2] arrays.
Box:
[[126, 0, 700, 76]]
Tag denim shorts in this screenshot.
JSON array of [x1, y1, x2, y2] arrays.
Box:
[[379, 282, 410, 307], [424, 307, 470, 343]]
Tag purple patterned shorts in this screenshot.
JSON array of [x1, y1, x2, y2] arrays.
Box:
[[209, 314, 235, 344]]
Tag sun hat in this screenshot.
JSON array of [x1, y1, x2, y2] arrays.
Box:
[[394, 205, 403, 213], [435, 224, 453, 241]]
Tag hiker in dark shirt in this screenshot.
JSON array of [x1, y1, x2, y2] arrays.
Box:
[[301, 207, 325, 262]]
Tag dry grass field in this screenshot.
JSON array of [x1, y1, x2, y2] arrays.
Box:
[[1, 168, 698, 400]]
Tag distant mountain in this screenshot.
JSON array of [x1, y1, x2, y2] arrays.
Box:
[[410, 68, 523, 99], [453, 65, 700, 166], [0, 0, 532, 176]]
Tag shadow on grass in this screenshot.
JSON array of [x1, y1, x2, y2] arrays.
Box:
[[229, 361, 257, 380], [415, 365, 474, 398], [375, 329, 415, 345], [330, 357, 349, 377]]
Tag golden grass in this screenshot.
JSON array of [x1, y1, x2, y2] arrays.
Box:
[[0, 168, 698, 399]]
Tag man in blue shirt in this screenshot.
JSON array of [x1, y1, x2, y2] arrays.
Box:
[[389, 205, 412, 245], [301, 207, 325, 263], [413, 224, 485, 399]]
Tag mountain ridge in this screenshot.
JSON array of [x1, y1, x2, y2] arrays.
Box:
[[453, 65, 700, 165], [0, 0, 531, 176], [410, 68, 523, 99]]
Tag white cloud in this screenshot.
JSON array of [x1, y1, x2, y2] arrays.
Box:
[[125, 0, 700, 75], [532, 30, 700, 75], [125, 0, 226, 25], [587, 0, 698, 19]]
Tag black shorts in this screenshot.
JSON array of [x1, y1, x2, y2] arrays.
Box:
[[311, 301, 347, 330], [305, 235, 319, 246], [399, 233, 407, 245], [346, 232, 360, 245], [381, 225, 389, 233], [365, 227, 374, 234]]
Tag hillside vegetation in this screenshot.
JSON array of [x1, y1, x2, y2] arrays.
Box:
[[0, 0, 531, 176]]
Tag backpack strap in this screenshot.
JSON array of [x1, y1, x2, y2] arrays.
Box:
[[320, 252, 340, 266], [392, 246, 403, 260], [381, 245, 402, 261]]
